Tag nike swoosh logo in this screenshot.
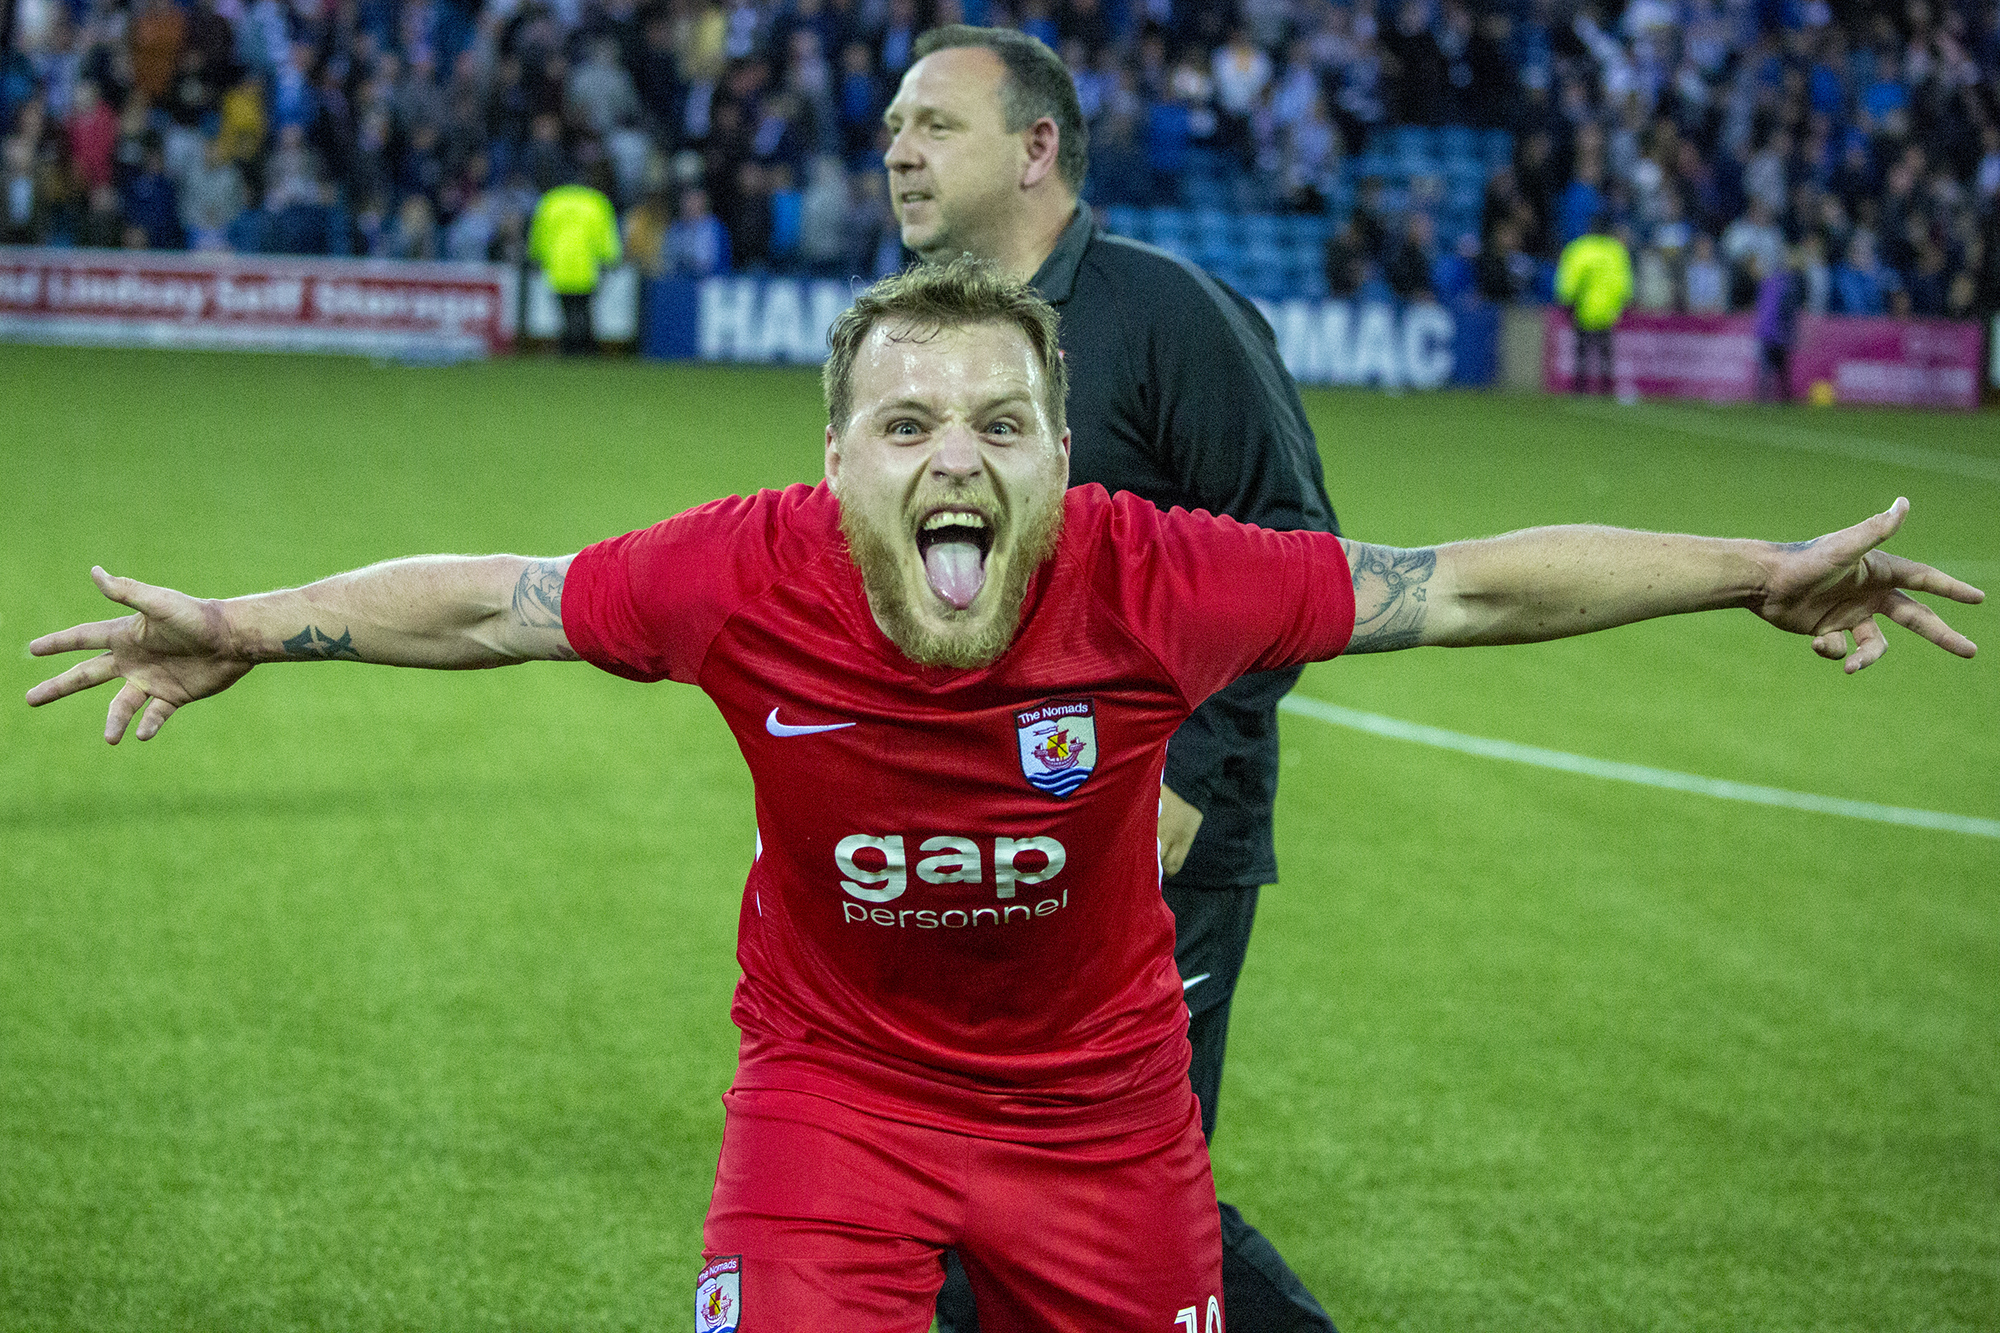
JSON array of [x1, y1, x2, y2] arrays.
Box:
[[1181, 972, 1211, 992], [765, 707, 857, 738]]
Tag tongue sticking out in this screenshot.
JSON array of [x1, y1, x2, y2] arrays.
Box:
[[924, 541, 986, 610]]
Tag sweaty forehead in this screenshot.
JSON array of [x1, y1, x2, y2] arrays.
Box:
[[849, 319, 1044, 414]]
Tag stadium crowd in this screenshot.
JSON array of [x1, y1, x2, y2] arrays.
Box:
[[3, 0, 1999, 320]]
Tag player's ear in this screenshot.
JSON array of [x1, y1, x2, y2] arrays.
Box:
[[824, 423, 841, 481], [1058, 428, 1071, 458]]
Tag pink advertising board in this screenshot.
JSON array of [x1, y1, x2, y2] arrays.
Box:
[[1788, 314, 1981, 410], [1542, 308, 1759, 403], [0, 246, 516, 358]]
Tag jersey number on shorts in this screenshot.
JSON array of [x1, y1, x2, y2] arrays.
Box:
[[1174, 1295, 1223, 1333]]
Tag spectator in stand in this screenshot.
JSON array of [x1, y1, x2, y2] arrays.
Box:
[[76, 181, 127, 248], [1906, 236, 1951, 317], [1556, 210, 1633, 397], [445, 186, 504, 263], [181, 137, 249, 250], [1432, 230, 1479, 304], [665, 183, 730, 276], [570, 38, 641, 140], [1211, 27, 1270, 161], [120, 141, 182, 250], [1633, 238, 1676, 311], [129, 0, 188, 107], [838, 41, 887, 159], [1324, 217, 1367, 297], [1721, 199, 1786, 299], [1832, 231, 1900, 315], [1683, 233, 1730, 313], [2, 135, 46, 244], [797, 153, 850, 275], [1384, 210, 1437, 300], [1475, 218, 1534, 303], [383, 192, 439, 259], [622, 186, 675, 277], [1556, 151, 1608, 248], [66, 79, 118, 196]]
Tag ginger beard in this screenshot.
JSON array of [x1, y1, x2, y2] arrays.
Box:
[[828, 317, 1069, 670], [838, 457, 1064, 670]]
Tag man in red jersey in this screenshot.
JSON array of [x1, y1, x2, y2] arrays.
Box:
[[27, 261, 1982, 1332]]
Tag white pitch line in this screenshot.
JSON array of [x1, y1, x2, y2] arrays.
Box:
[[1557, 400, 2000, 485], [1279, 694, 2000, 841]]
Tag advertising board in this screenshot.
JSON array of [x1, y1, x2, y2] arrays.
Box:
[[641, 275, 1500, 389], [0, 246, 516, 359]]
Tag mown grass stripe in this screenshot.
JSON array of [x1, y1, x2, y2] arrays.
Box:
[[1557, 399, 2000, 485], [1281, 693, 2000, 840]]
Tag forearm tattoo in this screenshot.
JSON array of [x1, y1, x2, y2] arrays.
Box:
[[512, 559, 579, 659], [1345, 544, 1437, 653], [282, 625, 362, 660]]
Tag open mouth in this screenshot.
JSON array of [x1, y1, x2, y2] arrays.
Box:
[[916, 508, 994, 610]]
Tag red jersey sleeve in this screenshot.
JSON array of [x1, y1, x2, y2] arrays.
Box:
[[562, 482, 831, 683], [1084, 487, 1355, 708]]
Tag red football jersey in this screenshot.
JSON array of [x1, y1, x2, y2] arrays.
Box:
[[563, 482, 1355, 1142]]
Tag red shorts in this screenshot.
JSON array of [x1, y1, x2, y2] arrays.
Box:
[[700, 1085, 1224, 1332]]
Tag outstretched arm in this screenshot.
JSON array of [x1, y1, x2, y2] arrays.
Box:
[[1340, 498, 1981, 670], [26, 555, 580, 743]]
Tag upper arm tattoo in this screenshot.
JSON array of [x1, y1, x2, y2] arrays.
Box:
[[1343, 541, 1437, 653], [512, 559, 579, 660]]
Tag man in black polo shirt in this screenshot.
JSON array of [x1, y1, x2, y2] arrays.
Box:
[[883, 25, 1341, 1333]]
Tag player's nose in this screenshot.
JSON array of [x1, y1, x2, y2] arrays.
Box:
[[930, 424, 983, 477]]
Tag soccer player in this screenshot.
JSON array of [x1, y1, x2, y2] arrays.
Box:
[[883, 28, 1344, 1327], [27, 262, 1981, 1333]]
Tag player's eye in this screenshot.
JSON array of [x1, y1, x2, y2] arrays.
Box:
[[985, 419, 1018, 437]]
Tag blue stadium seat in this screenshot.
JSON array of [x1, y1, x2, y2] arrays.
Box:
[[1194, 207, 1233, 247], [1439, 125, 1475, 158], [1099, 204, 1141, 238], [1482, 129, 1514, 165], [1241, 213, 1281, 246], [1180, 173, 1230, 210]]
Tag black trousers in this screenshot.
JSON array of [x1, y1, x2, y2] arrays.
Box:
[[936, 882, 1339, 1333], [1573, 325, 1614, 394], [557, 290, 597, 354]]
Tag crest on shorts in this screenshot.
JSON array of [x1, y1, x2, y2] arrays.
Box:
[[1016, 697, 1097, 799], [695, 1255, 741, 1333]]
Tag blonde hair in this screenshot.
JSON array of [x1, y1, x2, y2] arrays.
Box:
[[823, 257, 1067, 436]]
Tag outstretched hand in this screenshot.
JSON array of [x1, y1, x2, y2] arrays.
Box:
[[1755, 499, 1983, 673], [25, 567, 251, 743]]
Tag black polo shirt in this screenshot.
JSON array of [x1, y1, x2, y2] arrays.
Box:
[[1030, 203, 1341, 889]]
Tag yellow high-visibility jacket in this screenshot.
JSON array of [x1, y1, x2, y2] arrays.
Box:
[[1555, 232, 1634, 331], [528, 185, 622, 295]]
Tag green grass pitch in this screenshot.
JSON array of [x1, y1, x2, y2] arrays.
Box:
[[3, 341, 1996, 1331]]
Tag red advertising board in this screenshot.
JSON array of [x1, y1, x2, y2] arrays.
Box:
[[1543, 308, 1759, 403], [0, 246, 516, 358], [1788, 314, 1981, 410]]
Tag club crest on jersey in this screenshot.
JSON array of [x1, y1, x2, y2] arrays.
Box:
[[1016, 697, 1097, 799], [695, 1255, 741, 1333]]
